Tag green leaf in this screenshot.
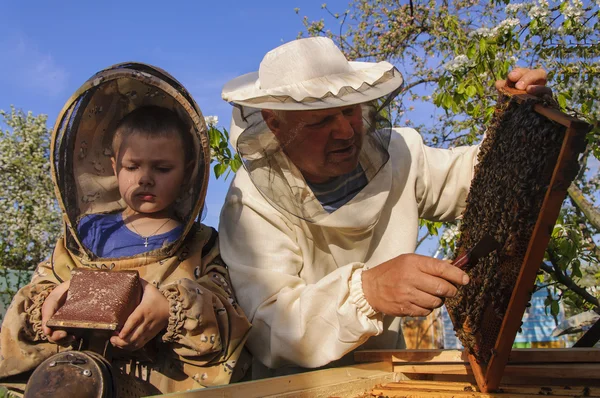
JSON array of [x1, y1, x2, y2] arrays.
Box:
[[479, 38, 487, 53], [559, 1, 568, 12], [550, 300, 559, 317], [571, 259, 582, 278], [465, 85, 477, 98], [214, 163, 227, 178], [443, 93, 453, 110], [467, 45, 476, 59], [208, 128, 221, 148], [557, 93, 567, 109], [230, 156, 243, 172], [485, 106, 495, 121], [530, 19, 538, 31]]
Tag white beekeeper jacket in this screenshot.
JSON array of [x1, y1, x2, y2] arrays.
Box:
[[219, 126, 479, 378]]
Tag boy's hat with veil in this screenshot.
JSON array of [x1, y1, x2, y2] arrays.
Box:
[[52, 63, 210, 261]]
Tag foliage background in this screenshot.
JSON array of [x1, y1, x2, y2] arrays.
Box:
[[299, 0, 599, 319]]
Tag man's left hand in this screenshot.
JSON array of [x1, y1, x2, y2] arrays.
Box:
[[495, 67, 552, 97]]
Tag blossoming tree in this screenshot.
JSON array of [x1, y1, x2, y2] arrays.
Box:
[[300, 0, 599, 316], [0, 108, 61, 315]]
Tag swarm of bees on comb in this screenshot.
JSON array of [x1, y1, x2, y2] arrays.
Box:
[[445, 93, 582, 365]]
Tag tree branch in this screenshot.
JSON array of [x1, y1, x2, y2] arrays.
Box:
[[416, 231, 431, 249], [401, 77, 439, 93], [540, 261, 600, 308], [568, 184, 600, 231]]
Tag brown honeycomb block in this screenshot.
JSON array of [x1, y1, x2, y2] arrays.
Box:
[[47, 269, 142, 331]]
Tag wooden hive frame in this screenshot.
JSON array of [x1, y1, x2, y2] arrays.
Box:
[[455, 87, 590, 392]]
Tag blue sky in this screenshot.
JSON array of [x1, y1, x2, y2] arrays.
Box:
[[0, 0, 354, 228], [0, 0, 443, 255]]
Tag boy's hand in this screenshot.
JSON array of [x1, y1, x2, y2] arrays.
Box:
[[42, 280, 73, 343], [110, 279, 170, 351]]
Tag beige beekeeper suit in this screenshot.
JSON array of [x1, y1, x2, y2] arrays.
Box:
[[220, 124, 479, 378], [0, 63, 251, 396]]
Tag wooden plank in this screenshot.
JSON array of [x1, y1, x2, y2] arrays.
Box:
[[383, 381, 600, 397], [370, 387, 536, 397], [498, 87, 582, 128], [394, 363, 600, 380], [158, 361, 394, 398], [371, 385, 600, 398], [356, 349, 466, 364], [484, 121, 590, 392], [399, 372, 600, 387], [355, 348, 600, 364]]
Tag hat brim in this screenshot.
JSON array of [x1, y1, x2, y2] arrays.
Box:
[[222, 61, 403, 110]]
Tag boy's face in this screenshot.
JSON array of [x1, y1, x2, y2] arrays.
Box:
[[112, 132, 188, 216]]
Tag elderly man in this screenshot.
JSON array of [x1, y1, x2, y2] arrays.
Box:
[[219, 37, 550, 379]]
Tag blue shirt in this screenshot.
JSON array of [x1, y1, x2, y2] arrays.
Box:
[[307, 165, 368, 213], [78, 213, 183, 258]]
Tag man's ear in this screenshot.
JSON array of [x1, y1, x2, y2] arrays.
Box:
[[261, 109, 282, 136]]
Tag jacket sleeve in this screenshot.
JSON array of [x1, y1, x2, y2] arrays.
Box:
[[409, 129, 480, 221], [158, 230, 251, 369], [0, 240, 70, 377], [219, 183, 383, 370]]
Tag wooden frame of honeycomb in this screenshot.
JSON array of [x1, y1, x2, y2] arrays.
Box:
[[445, 87, 590, 392]]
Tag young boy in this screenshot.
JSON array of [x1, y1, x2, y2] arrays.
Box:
[[0, 63, 250, 396], [76, 106, 190, 260]]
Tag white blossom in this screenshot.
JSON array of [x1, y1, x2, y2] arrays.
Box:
[[529, 5, 550, 20], [444, 54, 473, 73], [468, 18, 520, 39], [496, 18, 521, 35], [563, 0, 585, 22], [441, 224, 460, 243], [204, 115, 219, 127], [505, 3, 527, 14], [468, 27, 494, 38]]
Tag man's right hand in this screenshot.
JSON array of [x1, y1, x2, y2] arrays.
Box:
[[361, 253, 469, 317]]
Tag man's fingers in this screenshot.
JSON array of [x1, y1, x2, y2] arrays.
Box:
[[526, 85, 553, 97], [414, 274, 459, 299], [397, 303, 432, 318], [507, 68, 547, 90], [419, 259, 469, 286], [507, 67, 530, 82], [408, 290, 445, 310]]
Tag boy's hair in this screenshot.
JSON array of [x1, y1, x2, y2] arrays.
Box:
[[111, 105, 194, 164]]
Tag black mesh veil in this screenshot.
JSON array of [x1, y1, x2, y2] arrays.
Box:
[[232, 89, 400, 223]]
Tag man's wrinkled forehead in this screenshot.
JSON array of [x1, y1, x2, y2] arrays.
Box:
[[280, 104, 361, 124]]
